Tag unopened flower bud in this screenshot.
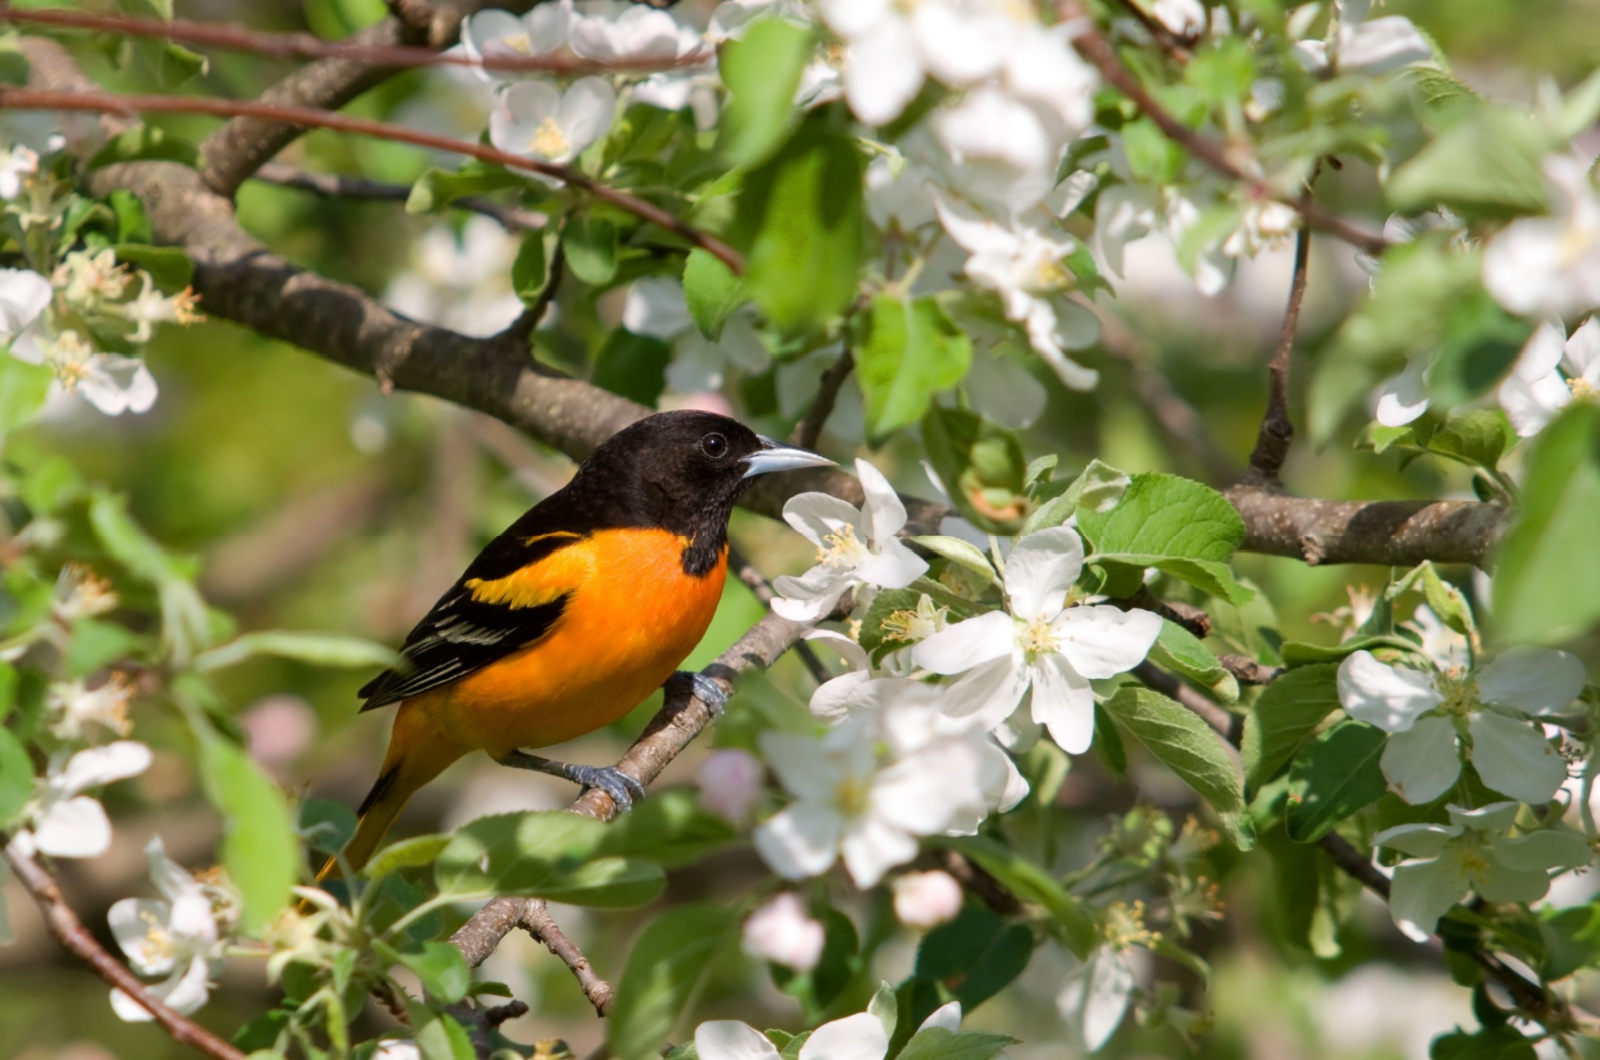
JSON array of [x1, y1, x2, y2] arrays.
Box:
[[697, 748, 762, 822], [741, 892, 824, 971], [893, 871, 963, 931]]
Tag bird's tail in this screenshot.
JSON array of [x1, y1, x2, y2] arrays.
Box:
[[309, 698, 466, 898]]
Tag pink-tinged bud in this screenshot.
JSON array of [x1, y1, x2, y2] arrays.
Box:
[[893, 871, 964, 931], [697, 748, 762, 821], [741, 893, 825, 972]]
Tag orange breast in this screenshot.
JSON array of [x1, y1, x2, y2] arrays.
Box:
[[423, 528, 727, 757]]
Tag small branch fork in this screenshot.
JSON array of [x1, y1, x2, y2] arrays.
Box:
[[0, 6, 710, 79], [1244, 224, 1311, 487], [2, 837, 249, 1060], [0, 87, 744, 273], [255, 163, 546, 232]]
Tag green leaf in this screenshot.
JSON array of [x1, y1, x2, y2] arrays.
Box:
[[593, 329, 670, 406], [1019, 459, 1130, 536], [109, 245, 192, 291], [405, 163, 522, 214], [1185, 37, 1256, 108], [607, 904, 737, 1060], [1102, 686, 1252, 848], [1391, 562, 1475, 639], [566, 213, 620, 286], [434, 811, 665, 906], [1077, 474, 1251, 602], [1424, 410, 1516, 472], [1429, 1025, 1537, 1060], [596, 788, 737, 868], [914, 902, 1036, 1012], [683, 248, 744, 339], [735, 110, 863, 332], [855, 295, 972, 439], [1122, 117, 1186, 185], [86, 125, 198, 170], [771, 907, 858, 1013], [198, 734, 296, 933], [1241, 664, 1341, 795], [1424, 290, 1533, 410], [416, 1013, 476, 1060], [922, 406, 1029, 534], [1279, 633, 1418, 666], [363, 834, 450, 880], [912, 535, 999, 585], [194, 630, 399, 672], [718, 20, 814, 166], [938, 836, 1096, 956], [512, 233, 547, 303], [856, 581, 984, 664], [1493, 403, 1600, 644], [1148, 620, 1237, 703], [1285, 720, 1388, 843], [897, 1028, 1016, 1060], [1387, 107, 1553, 219], [400, 942, 471, 1005], [0, 727, 31, 828], [0, 356, 53, 436], [64, 619, 147, 678]]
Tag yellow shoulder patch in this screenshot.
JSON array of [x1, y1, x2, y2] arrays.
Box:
[[466, 535, 595, 610]]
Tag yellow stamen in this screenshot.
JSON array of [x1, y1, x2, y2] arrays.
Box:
[[529, 117, 570, 159]]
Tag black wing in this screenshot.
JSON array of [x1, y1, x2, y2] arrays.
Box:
[[357, 527, 586, 711]]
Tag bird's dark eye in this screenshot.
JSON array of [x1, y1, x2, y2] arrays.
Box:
[[701, 432, 729, 459]]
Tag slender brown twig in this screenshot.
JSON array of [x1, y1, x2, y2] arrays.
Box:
[[1110, 0, 1195, 63], [1062, 10, 1387, 256], [1245, 225, 1312, 486], [2, 837, 249, 1060], [0, 6, 710, 78], [726, 545, 829, 684], [524, 901, 615, 1015], [790, 348, 855, 451], [497, 237, 567, 345], [254, 163, 547, 232], [0, 87, 744, 272]]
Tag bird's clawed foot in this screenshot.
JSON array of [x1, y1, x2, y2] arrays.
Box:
[[665, 670, 729, 714], [501, 751, 648, 812]]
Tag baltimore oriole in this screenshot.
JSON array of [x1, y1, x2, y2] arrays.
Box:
[[317, 410, 832, 883]]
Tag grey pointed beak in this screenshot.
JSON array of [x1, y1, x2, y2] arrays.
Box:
[[742, 437, 836, 478]]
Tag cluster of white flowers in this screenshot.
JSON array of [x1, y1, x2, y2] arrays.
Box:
[[760, 460, 1159, 887], [0, 154, 201, 416], [695, 999, 975, 1060]]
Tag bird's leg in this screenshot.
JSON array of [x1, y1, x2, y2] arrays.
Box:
[[500, 751, 647, 812], [664, 670, 730, 714]]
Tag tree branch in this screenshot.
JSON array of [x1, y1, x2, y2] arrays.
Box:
[[790, 348, 855, 451], [0, 87, 743, 272], [1062, 9, 1388, 256], [1224, 487, 1504, 568], [2, 837, 249, 1060], [254, 163, 546, 232]]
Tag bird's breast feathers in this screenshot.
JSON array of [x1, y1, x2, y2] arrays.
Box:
[[422, 528, 728, 754]]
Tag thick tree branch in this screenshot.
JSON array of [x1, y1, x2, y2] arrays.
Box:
[[1062, 9, 1388, 256], [0, 87, 743, 271], [3, 837, 248, 1060], [1224, 487, 1503, 568]]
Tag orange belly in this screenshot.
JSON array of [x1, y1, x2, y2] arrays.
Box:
[[418, 529, 727, 757]]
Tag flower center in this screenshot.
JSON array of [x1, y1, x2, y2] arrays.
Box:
[[1437, 673, 1477, 717], [1102, 900, 1161, 951], [528, 117, 570, 159], [1032, 256, 1071, 290], [1018, 615, 1058, 658], [502, 32, 533, 55], [835, 773, 871, 817], [816, 524, 867, 569], [137, 909, 174, 966], [1572, 377, 1597, 400]]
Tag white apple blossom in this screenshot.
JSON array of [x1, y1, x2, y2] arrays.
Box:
[[108, 836, 233, 1021], [707, 0, 811, 44], [462, 4, 573, 81], [0, 266, 52, 350], [1497, 317, 1600, 437], [805, 628, 876, 722], [913, 526, 1162, 754], [697, 748, 763, 822], [0, 143, 37, 200], [1484, 155, 1600, 319], [47, 676, 134, 740], [1375, 802, 1591, 942], [893, 870, 964, 930], [621, 276, 772, 392], [1152, 0, 1206, 37], [117, 276, 203, 344], [1337, 646, 1584, 805], [1057, 944, 1139, 1051], [488, 77, 616, 165], [753, 684, 1018, 887], [936, 199, 1100, 390], [12, 328, 158, 416], [569, 1, 698, 62], [741, 892, 824, 971], [1292, 0, 1432, 75], [385, 217, 525, 337], [696, 1012, 888, 1060], [18, 741, 152, 859], [772, 459, 928, 622]]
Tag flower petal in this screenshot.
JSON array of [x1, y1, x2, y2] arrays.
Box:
[[1388, 856, 1468, 942], [1052, 606, 1162, 680], [1003, 526, 1085, 619], [839, 815, 919, 889], [1475, 646, 1586, 715], [914, 611, 1015, 675], [754, 803, 842, 880], [1336, 652, 1442, 733], [696, 1021, 783, 1060], [1029, 654, 1096, 754], [782, 491, 864, 548], [109, 898, 176, 975], [800, 1012, 890, 1060], [33, 795, 111, 858], [1379, 715, 1460, 805], [854, 536, 927, 590], [855, 458, 909, 545], [1468, 712, 1566, 805]]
